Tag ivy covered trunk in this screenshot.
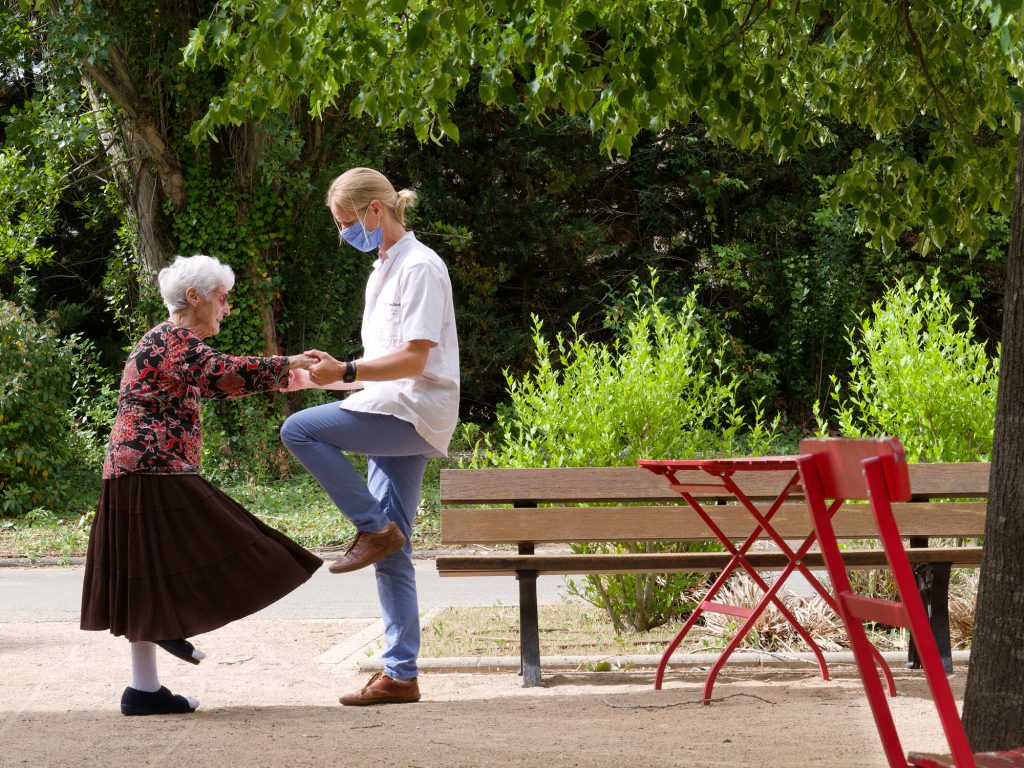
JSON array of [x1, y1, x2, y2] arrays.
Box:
[[962, 111, 1024, 750], [82, 52, 183, 279]]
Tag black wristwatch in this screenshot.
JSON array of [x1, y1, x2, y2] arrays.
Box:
[[342, 361, 358, 384]]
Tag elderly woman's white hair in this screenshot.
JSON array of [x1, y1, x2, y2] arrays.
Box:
[[158, 254, 235, 314]]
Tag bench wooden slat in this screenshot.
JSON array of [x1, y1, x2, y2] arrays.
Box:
[[439, 466, 801, 503], [435, 546, 984, 577], [668, 483, 732, 493], [439, 501, 987, 545], [905, 462, 990, 497], [439, 463, 989, 505]]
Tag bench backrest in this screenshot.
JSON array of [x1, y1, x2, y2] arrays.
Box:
[[439, 463, 989, 546]]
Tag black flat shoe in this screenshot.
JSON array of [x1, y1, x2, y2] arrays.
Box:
[[120, 686, 197, 716], [156, 638, 202, 665]]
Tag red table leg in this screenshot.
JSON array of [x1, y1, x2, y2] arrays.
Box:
[[719, 480, 896, 697], [655, 471, 813, 689], [651, 465, 895, 700]]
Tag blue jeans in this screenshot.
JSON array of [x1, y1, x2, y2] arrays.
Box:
[[280, 404, 432, 680]]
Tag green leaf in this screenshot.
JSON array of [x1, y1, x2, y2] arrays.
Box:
[[408, 20, 428, 53], [438, 115, 461, 142], [577, 10, 598, 29], [612, 130, 632, 157], [930, 203, 952, 226], [846, 15, 870, 43]]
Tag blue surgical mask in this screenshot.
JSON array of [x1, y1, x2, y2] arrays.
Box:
[[337, 215, 383, 252]]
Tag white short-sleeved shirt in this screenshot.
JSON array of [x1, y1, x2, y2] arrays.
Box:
[[341, 232, 460, 457]]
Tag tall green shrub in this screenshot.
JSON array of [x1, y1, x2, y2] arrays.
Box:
[[0, 300, 84, 515], [476, 280, 780, 631], [817, 273, 998, 462]]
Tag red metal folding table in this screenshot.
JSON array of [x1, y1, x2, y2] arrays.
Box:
[[638, 454, 896, 704]]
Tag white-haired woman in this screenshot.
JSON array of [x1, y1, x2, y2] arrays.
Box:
[[81, 254, 322, 716], [280, 168, 459, 706]]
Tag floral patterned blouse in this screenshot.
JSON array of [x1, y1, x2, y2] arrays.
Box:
[[103, 322, 290, 478]]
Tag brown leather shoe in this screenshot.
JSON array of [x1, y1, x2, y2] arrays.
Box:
[[327, 522, 407, 574], [339, 672, 420, 706]]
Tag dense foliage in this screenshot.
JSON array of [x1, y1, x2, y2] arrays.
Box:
[[186, 1, 1023, 256], [0, 298, 107, 516], [818, 274, 999, 462], [473, 279, 783, 632], [477, 279, 781, 468]]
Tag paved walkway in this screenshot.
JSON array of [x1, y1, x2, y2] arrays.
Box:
[[1, 559, 960, 671], [0, 559, 578, 682], [0, 558, 569, 623]]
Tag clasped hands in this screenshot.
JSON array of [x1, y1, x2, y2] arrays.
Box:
[[284, 349, 350, 391]]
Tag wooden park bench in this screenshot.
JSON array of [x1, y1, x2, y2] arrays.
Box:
[[435, 462, 988, 687]]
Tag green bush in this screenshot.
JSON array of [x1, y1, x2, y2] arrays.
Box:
[[479, 284, 778, 468], [474, 279, 781, 632], [817, 272, 998, 462], [201, 397, 293, 484], [0, 299, 90, 516]]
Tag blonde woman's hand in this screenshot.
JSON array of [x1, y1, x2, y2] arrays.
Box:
[[305, 348, 345, 386]]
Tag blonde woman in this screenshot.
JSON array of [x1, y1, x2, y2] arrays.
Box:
[[281, 168, 459, 706]]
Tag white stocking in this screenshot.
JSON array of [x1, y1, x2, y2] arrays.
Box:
[[129, 641, 161, 692]]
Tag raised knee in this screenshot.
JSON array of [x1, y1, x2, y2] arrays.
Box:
[[279, 414, 304, 447]]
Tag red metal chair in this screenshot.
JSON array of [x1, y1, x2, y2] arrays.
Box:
[[796, 437, 1024, 768]]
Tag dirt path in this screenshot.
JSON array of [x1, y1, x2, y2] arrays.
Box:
[[1, 620, 956, 767]]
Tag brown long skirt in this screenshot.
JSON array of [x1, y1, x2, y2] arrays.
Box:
[[80, 473, 322, 642]]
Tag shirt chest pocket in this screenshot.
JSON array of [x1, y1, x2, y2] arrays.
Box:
[[377, 298, 402, 348]]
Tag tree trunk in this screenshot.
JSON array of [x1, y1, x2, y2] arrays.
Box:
[[82, 48, 183, 281], [229, 122, 282, 358], [961, 109, 1024, 750], [114, 124, 179, 277]]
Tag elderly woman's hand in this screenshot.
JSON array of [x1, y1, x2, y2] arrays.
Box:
[[287, 353, 319, 370], [281, 367, 313, 392]]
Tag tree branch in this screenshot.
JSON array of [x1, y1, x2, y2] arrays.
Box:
[[81, 57, 138, 122], [81, 45, 186, 208], [900, 0, 958, 126]]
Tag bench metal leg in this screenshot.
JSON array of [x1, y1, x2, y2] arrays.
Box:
[[907, 561, 954, 675], [517, 569, 542, 687]]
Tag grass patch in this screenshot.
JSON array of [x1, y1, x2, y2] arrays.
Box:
[[224, 475, 355, 550], [420, 569, 979, 661], [224, 474, 443, 552], [421, 600, 686, 660], [0, 508, 91, 563]]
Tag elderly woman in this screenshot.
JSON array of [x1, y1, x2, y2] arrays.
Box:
[[81, 254, 322, 716]]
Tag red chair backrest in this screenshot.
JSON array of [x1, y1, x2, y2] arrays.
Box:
[[798, 437, 912, 502]]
